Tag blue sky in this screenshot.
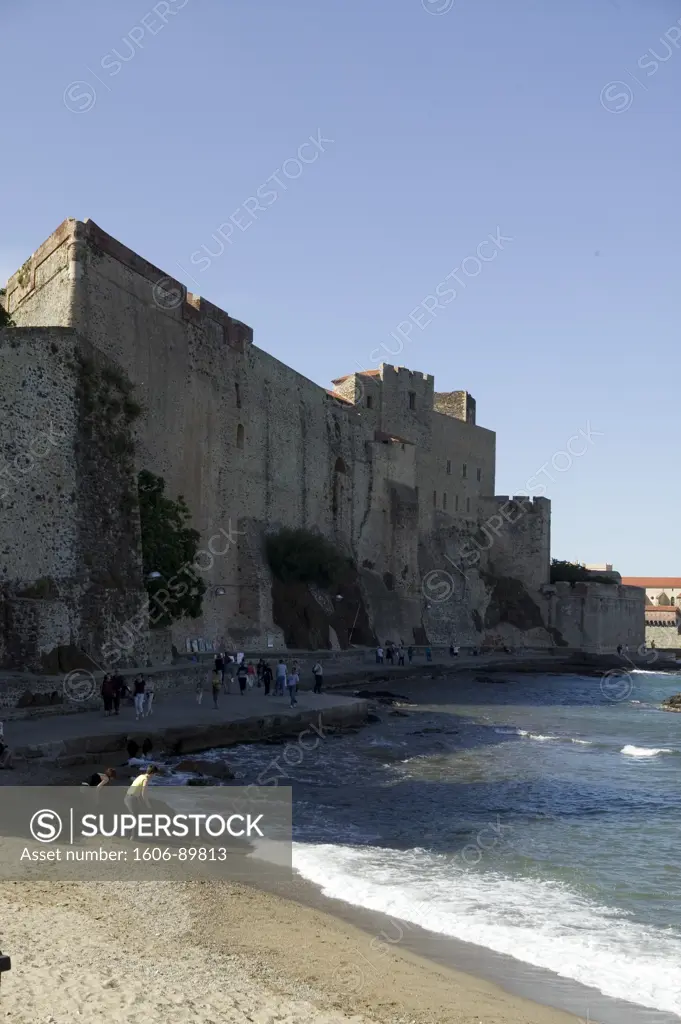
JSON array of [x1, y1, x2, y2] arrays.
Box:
[[1, 0, 679, 574]]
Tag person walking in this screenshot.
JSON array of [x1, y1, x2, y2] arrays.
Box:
[[425, 646, 432, 662], [386, 645, 394, 665], [214, 652, 225, 685], [211, 670, 221, 709], [195, 676, 204, 704], [237, 662, 249, 696], [256, 659, 265, 687], [275, 659, 287, 696], [312, 660, 323, 694], [101, 674, 115, 717], [376, 646, 384, 664], [144, 677, 155, 717], [286, 668, 299, 708], [397, 646, 405, 666], [262, 661, 273, 695], [133, 675, 146, 721], [407, 645, 414, 663], [223, 657, 233, 694], [111, 673, 124, 715], [247, 662, 256, 688]]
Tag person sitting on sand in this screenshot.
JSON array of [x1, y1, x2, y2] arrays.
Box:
[[81, 767, 116, 787]]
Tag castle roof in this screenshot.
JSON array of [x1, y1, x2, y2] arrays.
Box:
[[325, 390, 353, 404], [331, 370, 381, 385]]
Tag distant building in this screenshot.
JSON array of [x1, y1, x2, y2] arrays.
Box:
[[585, 563, 622, 582], [620, 577, 681, 648]]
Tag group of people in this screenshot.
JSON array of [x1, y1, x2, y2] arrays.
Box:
[[100, 673, 155, 720], [375, 643, 435, 664], [200, 653, 325, 709]]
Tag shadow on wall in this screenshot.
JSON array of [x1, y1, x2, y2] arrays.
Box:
[[270, 575, 376, 650]]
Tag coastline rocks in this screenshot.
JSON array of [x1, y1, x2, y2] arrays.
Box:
[[661, 694, 681, 712], [174, 758, 235, 780], [354, 689, 413, 705]]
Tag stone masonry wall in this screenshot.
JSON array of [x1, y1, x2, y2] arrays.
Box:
[[645, 625, 679, 650], [541, 583, 644, 652], [0, 327, 147, 671]]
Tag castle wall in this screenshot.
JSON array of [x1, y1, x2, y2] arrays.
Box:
[[476, 496, 551, 592], [6, 221, 376, 651], [541, 583, 644, 652], [5, 218, 632, 659], [419, 412, 496, 529], [0, 326, 147, 671], [645, 625, 679, 650]]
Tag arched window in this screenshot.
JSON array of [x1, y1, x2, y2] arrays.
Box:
[[236, 424, 244, 449]]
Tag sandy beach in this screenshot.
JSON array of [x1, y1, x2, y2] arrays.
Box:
[[0, 876, 583, 1024]]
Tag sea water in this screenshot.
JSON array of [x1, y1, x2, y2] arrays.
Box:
[[187, 670, 681, 1018]]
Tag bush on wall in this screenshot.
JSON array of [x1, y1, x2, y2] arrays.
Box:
[[138, 470, 206, 627]]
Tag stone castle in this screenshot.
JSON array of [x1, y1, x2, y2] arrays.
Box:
[[0, 218, 644, 670]]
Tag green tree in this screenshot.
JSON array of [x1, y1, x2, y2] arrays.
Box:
[[550, 559, 615, 585], [137, 470, 206, 627], [0, 290, 15, 328]]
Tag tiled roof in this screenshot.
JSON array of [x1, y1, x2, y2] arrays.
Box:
[[622, 578, 681, 588], [331, 369, 381, 385]]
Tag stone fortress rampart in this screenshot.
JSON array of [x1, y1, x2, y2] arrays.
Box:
[[0, 218, 644, 669]]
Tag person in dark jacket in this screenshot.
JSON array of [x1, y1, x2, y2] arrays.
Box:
[[101, 675, 115, 716], [261, 661, 273, 695]]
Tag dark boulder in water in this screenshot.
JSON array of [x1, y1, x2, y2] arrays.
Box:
[[661, 693, 681, 712], [366, 712, 382, 724]]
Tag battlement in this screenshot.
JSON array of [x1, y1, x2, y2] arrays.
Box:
[[434, 391, 476, 425], [380, 364, 434, 385], [5, 218, 253, 351], [480, 495, 551, 514]]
